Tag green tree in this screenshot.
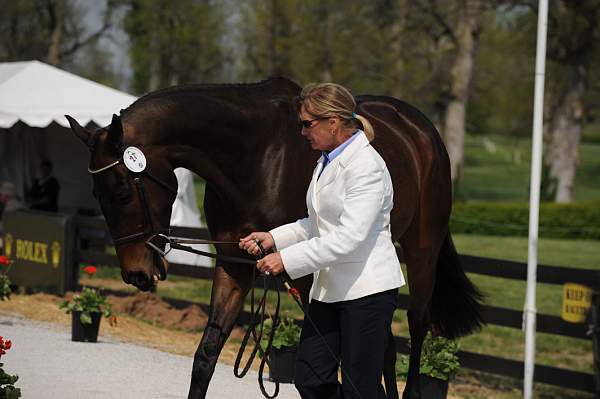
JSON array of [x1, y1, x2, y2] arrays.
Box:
[[124, 0, 225, 94], [468, 8, 535, 138], [237, 0, 296, 80], [238, 1, 397, 95], [0, 0, 115, 67]]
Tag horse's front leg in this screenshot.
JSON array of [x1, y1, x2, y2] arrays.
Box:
[[188, 264, 253, 399]]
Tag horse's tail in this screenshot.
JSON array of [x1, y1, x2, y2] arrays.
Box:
[[431, 232, 485, 339]]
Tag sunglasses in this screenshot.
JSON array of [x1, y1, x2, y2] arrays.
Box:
[[300, 117, 328, 128]]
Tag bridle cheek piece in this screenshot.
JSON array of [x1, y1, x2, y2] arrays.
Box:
[[88, 156, 177, 280]]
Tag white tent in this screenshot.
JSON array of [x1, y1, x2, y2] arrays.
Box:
[[0, 60, 135, 128], [0, 60, 136, 212]]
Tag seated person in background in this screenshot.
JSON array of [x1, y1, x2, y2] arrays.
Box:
[[28, 159, 60, 212]]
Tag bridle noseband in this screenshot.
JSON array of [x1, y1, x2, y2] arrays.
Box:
[[89, 153, 178, 280]]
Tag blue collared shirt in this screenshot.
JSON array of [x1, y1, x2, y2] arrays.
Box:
[[318, 130, 361, 179]]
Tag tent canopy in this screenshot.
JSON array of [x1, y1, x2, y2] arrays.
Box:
[[0, 60, 136, 128]]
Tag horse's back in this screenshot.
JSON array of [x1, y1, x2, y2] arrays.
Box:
[[356, 95, 452, 244]]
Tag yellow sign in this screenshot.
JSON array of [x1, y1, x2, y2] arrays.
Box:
[[4, 233, 13, 258], [562, 283, 593, 323], [51, 241, 61, 269], [3, 211, 73, 294], [15, 239, 48, 265], [5, 235, 61, 267]]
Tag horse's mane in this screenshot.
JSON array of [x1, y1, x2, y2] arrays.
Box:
[[126, 77, 301, 112]]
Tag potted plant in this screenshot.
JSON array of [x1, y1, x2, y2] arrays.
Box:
[[59, 265, 115, 342], [261, 316, 302, 383], [396, 332, 460, 399], [0, 256, 13, 301], [0, 336, 21, 398]]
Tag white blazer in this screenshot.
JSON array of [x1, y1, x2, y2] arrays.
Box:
[[270, 131, 405, 303]]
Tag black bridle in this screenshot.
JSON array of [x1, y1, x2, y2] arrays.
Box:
[[88, 155, 177, 280]]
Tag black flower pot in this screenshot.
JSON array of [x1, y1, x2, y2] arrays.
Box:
[[269, 346, 297, 383], [419, 375, 449, 399], [71, 311, 101, 342]]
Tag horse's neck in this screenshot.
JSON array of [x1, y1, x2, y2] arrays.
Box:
[[162, 119, 310, 220]]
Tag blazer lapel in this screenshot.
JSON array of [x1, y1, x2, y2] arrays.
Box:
[[315, 159, 340, 194], [315, 132, 370, 194], [311, 156, 325, 212]]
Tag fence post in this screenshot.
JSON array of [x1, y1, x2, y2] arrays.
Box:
[[590, 292, 600, 399]]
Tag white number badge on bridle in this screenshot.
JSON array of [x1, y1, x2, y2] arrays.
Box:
[[123, 146, 147, 173]]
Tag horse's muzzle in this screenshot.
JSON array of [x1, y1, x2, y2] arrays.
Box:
[[123, 270, 156, 292]]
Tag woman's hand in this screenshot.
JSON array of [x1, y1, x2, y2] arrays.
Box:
[[256, 252, 285, 276], [239, 232, 275, 256]]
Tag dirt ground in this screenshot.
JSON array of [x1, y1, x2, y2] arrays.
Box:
[[0, 291, 532, 399]]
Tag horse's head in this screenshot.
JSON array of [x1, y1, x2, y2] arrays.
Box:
[[66, 114, 178, 291]]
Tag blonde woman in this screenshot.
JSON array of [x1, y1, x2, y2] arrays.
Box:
[[240, 83, 404, 398]]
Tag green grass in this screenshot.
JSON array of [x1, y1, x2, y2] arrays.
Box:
[[460, 134, 600, 202]]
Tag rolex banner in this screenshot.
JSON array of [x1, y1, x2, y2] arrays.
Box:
[[3, 210, 75, 294]]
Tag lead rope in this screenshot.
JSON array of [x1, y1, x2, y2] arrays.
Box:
[[164, 238, 365, 399], [233, 247, 281, 398], [258, 242, 364, 399]]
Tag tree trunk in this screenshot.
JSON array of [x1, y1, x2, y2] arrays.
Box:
[[546, 64, 586, 203], [46, 0, 66, 66], [391, 0, 409, 97], [317, 2, 332, 82], [442, 0, 481, 184], [542, 0, 599, 203]]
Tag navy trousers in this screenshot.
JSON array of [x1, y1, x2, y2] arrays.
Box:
[[294, 289, 398, 399]]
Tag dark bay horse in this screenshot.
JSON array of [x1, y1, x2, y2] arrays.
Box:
[[66, 77, 483, 399]]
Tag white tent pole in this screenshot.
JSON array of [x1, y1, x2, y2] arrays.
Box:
[[524, 0, 549, 398]]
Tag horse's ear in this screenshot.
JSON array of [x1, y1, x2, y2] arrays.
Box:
[[107, 114, 124, 148], [65, 115, 94, 149]]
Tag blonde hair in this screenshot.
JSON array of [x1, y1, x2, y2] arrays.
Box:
[[298, 83, 375, 141]]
